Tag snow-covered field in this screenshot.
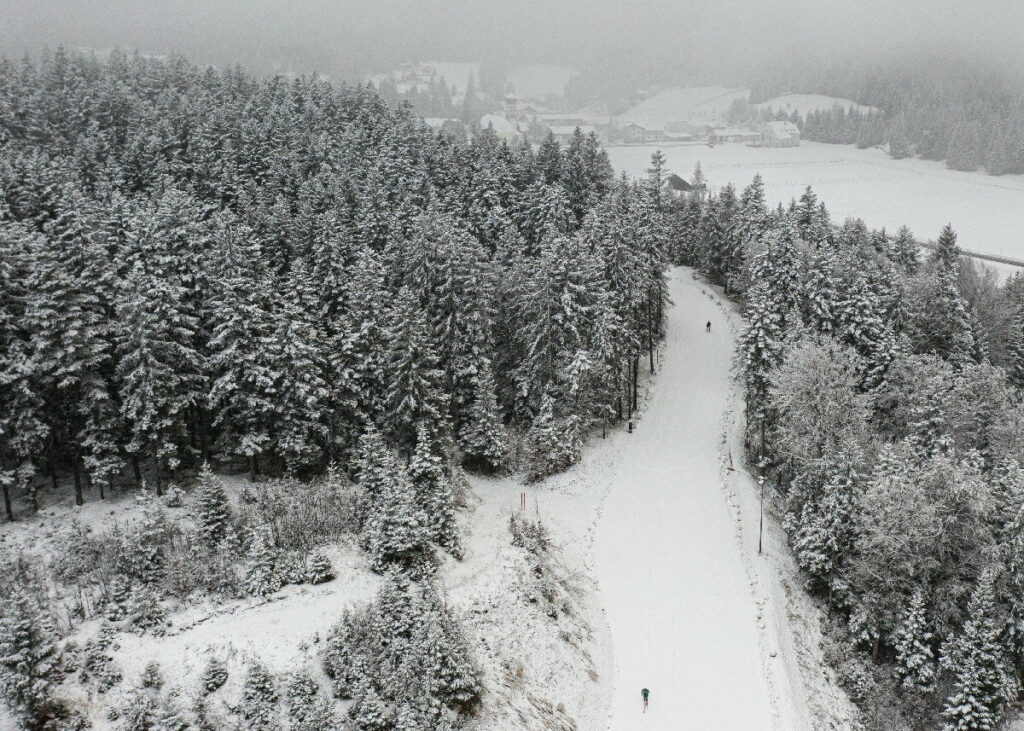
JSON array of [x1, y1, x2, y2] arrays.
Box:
[[609, 141, 1024, 263]]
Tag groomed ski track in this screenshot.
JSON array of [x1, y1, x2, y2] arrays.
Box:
[[592, 267, 792, 730]]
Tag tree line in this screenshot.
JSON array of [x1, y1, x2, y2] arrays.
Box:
[[748, 55, 1024, 174], [675, 175, 1024, 728]]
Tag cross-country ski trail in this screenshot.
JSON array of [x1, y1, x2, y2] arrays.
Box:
[[593, 268, 777, 729]]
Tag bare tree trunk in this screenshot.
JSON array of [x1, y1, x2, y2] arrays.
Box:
[[250, 455, 258, 482], [131, 455, 142, 484], [2, 483, 12, 521]]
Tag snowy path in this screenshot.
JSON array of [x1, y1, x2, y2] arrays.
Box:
[[593, 269, 777, 729]]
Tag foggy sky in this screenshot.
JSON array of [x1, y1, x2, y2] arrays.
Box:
[[3, 0, 1023, 82]]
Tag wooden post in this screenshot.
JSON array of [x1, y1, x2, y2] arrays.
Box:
[[520, 492, 526, 511]]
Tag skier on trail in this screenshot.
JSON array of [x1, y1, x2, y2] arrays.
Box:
[[641, 688, 650, 713], [706, 320, 711, 333]]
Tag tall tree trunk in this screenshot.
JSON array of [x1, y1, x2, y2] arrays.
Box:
[[250, 455, 258, 482], [632, 355, 639, 412], [648, 298, 655, 374], [2, 483, 12, 521], [49, 436, 59, 491], [131, 455, 142, 484], [72, 451, 83, 506]]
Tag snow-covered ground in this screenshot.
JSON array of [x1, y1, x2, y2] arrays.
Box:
[[754, 93, 877, 116], [609, 141, 1024, 265]]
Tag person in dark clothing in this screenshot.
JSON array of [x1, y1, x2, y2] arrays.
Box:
[[706, 320, 711, 333], [641, 688, 650, 712]]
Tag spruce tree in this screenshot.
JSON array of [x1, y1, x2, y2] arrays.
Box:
[[0, 589, 59, 724], [893, 590, 936, 690], [942, 570, 1018, 730], [241, 660, 280, 731]]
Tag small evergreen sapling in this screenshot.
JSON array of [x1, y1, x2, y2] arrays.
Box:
[[195, 465, 231, 545], [200, 656, 228, 695], [245, 524, 282, 598], [304, 551, 334, 585]]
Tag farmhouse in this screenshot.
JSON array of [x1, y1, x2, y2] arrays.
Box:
[[708, 127, 761, 144], [762, 120, 801, 147]]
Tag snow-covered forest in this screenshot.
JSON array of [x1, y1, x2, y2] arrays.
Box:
[[0, 49, 672, 729], [676, 173, 1024, 728]]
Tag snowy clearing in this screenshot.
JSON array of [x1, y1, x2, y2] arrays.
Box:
[[609, 141, 1024, 266]]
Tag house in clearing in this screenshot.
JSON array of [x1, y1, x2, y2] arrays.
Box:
[[761, 120, 801, 147], [662, 173, 697, 198]]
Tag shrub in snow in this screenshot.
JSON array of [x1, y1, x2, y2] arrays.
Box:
[[304, 551, 334, 585], [241, 660, 280, 731], [285, 669, 337, 731], [195, 465, 231, 545], [200, 656, 228, 695], [141, 661, 163, 690], [245, 524, 282, 599], [164, 484, 185, 508], [0, 589, 60, 724]]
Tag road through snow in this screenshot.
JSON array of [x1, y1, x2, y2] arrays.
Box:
[[593, 269, 776, 730]]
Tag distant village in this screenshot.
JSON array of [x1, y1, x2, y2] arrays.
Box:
[[370, 62, 802, 149]]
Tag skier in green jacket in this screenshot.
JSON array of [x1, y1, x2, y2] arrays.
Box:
[[641, 688, 650, 713]]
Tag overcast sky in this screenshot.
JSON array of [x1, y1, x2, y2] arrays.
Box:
[[3, 0, 1023, 80]]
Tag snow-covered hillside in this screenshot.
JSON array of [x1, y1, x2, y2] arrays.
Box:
[[608, 141, 1024, 269], [619, 87, 748, 128], [755, 93, 877, 116]]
